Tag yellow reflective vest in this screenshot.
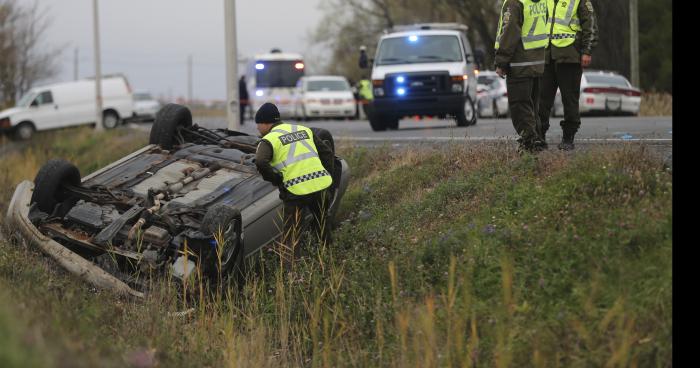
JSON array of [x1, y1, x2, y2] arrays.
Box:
[[262, 123, 332, 196], [495, 0, 549, 51], [358, 79, 373, 101], [546, 0, 581, 48]]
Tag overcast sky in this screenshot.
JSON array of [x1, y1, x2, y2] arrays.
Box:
[[39, 0, 326, 101]]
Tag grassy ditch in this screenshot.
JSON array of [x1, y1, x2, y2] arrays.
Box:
[[0, 129, 672, 367]]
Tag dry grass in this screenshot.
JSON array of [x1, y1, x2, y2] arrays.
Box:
[[640, 92, 672, 116], [0, 131, 672, 367]]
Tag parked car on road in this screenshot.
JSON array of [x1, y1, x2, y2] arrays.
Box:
[[0, 74, 134, 140], [293, 76, 356, 120], [553, 70, 641, 117], [6, 104, 350, 296], [131, 91, 161, 122], [476, 70, 509, 118]]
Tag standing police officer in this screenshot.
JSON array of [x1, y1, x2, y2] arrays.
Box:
[[494, 0, 549, 153], [254, 103, 334, 263], [538, 0, 598, 150], [357, 76, 374, 120]]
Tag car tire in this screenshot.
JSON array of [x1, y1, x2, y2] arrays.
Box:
[[456, 96, 477, 126], [12, 121, 35, 141], [310, 127, 335, 155], [201, 203, 244, 280], [386, 116, 399, 130], [149, 103, 193, 150], [31, 159, 81, 214], [368, 113, 387, 131], [102, 110, 120, 129]]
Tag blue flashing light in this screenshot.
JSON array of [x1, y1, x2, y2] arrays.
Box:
[[396, 88, 406, 96], [408, 35, 419, 42], [396, 76, 405, 83], [255, 63, 265, 70], [256, 90, 264, 97]]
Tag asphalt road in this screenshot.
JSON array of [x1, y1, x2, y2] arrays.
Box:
[[162, 115, 673, 144]]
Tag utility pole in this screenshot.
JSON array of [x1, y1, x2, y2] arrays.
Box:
[[74, 48, 79, 81], [224, 0, 240, 130], [630, 0, 640, 88], [188, 54, 193, 106], [92, 0, 103, 131]]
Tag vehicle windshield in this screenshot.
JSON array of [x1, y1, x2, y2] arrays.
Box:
[[376, 35, 463, 65], [585, 74, 630, 87], [134, 93, 153, 101], [307, 80, 350, 92], [255, 60, 305, 88], [477, 75, 498, 86], [16, 91, 37, 107]]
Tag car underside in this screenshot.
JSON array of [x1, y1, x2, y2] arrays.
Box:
[[6, 104, 349, 296]]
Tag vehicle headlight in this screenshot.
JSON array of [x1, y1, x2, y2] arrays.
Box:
[[451, 83, 464, 93], [0, 117, 10, 128], [374, 88, 384, 97]]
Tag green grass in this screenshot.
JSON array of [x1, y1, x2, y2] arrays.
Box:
[[0, 130, 672, 367]]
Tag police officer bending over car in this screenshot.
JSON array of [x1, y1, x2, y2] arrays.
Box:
[[254, 102, 334, 263]]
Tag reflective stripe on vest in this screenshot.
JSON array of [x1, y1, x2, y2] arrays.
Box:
[[511, 60, 546, 67], [495, 0, 549, 51], [521, 0, 549, 49], [263, 123, 331, 195], [547, 0, 581, 48]]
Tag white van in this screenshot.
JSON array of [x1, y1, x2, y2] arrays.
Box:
[[0, 74, 134, 140], [360, 23, 478, 131]]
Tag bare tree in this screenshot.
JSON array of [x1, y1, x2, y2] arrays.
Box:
[[0, 1, 61, 109]]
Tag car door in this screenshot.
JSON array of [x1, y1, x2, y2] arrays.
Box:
[[28, 90, 62, 131]]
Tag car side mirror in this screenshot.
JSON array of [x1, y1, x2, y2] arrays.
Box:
[[30, 100, 38, 107]]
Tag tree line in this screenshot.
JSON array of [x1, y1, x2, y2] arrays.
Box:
[[313, 0, 671, 92], [0, 1, 61, 109]]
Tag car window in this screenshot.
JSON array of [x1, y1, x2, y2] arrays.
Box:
[[306, 80, 350, 92], [376, 35, 463, 65], [17, 92, 37, 107], [133, 93, 153, 101], [33, 91, 53, 105], [584, 74, 631, 87], [477, 75, 496, 85]]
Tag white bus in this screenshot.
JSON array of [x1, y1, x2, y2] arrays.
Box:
[[246, 49, 305, 119]]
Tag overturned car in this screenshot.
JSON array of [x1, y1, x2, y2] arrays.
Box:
[[6, 104, 350, 297]]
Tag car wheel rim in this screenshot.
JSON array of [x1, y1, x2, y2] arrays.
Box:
[[19, 126, 32, 139], [464, 99, 474, 121], [103, 114, 118, 129], [221, 222, 238, 265]]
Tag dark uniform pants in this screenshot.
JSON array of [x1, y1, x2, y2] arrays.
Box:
[[239, 102, 248, 124], [538, 61, 583, 137], [506, 76, 541, 147], [281, 189, 332, 261]]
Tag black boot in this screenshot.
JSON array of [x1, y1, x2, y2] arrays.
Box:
[[558, 130, 576, 151]]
